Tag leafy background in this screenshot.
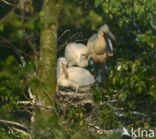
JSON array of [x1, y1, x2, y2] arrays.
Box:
[[0, 0, 155, 138]]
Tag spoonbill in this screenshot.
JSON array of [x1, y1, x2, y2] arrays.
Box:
[[65, 43, 89, 67], [56, 57, 95, 92]]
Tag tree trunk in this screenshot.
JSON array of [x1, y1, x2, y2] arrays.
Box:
[[33, 0, 62, 138]]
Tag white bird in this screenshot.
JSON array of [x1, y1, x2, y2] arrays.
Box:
[[87, 24, 116, 64], [65, 43, 89, 67], [56, 57, 95, 92]]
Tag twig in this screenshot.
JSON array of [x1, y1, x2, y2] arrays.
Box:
[[17, 100, 53, 110], [41, 87, 53, 105], [102, 101, 147, 118], [75, 38, 88, 43], [0, 8, 15, 22], [88, 123, 122, 135], [58, 29, 70, 41], [35, 103, 53, 110], [17, 101, 33, 105], [12, 127, 30, 137], [1, 0, 18, 8], [0, 35, 30, 57], [58, 32, 79, 52], [57, 32, 86, 52], [0, 119, 28, 131], [67, 32, 79, 41], [57, 43, 67, 52], [130, 111, 147, 117]]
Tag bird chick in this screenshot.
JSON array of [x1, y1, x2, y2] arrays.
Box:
[[65, 43, 90, 67], [56, 57, 95, 92]]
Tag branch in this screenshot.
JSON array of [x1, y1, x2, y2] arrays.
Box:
[[88, 123, 122, 135], [56, 91, 94, 111], [17, 100, 33, 105], [0, 8, 15, 22], [0, 35, 30, 57], [1, 0, 18, 8], [41, 86, 54, 105], [0, 119, 28, 131], [58, 29, 70, 41], [12, 127, 30, 137], [17, 100, 53, 110], [102, 102, 147, 118]]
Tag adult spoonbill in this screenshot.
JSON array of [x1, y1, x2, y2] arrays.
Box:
[[87, 24, 115, 64]]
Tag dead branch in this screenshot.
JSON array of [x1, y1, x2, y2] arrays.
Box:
[[0, 119, 28, 131], [1, 0, 17, 8], [56, 91, 93, 107], [12, 127, 30, 137], [58, 29, 70, 41], [88, 123, 122, 135]]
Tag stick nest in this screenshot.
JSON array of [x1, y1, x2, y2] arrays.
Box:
[[56, 90, 94, 110]]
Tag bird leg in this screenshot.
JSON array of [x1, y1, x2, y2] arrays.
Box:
[[75, 86, 79, 93]]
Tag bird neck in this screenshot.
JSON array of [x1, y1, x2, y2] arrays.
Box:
[[57, 64, 63, 82], [57, 64, 69, 82], [98, 30, 104, 37]]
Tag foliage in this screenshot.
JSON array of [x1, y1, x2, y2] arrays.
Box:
[[0, 0, 155, 138]]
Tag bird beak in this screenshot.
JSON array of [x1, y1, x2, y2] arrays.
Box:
[[108, 31, 116, 42], [62, 64, 69, 78], [83, 53, 90, 59], [104, 32, 115, 56]]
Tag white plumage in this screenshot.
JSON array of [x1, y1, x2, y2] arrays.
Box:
[[57, 57, 95, 92], [65, 43, 89, 67], [87, 24, 115, 64]]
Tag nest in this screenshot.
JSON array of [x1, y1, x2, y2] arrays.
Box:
[[56, 90, 94, 111], [55, 90, 122, 136]]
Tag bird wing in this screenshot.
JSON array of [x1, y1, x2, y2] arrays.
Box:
[[88, 34, 107, 54], [65, 43, 79, 65], [65, 43, 89, 67], [67, 67, 95, 86]]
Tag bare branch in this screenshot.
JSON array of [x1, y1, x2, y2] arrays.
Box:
[[1, 0, 18, 8], [88, 123, 122, 135], [0, 119, 28, 131], [12, 127, 30, 137], [0, 8, 15, 22], [0, 35, 30, 57], [17, 100, 53, 111], [17, 101, 33, 105], [58, 29, 70, 41]]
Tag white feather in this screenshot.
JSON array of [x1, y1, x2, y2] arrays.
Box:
[[57, 57, 95, 92], [65, 43, 89, 67]]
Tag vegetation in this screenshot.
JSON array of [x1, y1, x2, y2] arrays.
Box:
[[0, 0, 155, 138]]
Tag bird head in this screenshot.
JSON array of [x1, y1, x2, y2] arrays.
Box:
[[82, 52, 90, 59], [98, 24, 116, 56], [98, 24, 110, 34], [58, 57, 67, 66], [98, 24, 116, 41], [79, 50, 90, 67]]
